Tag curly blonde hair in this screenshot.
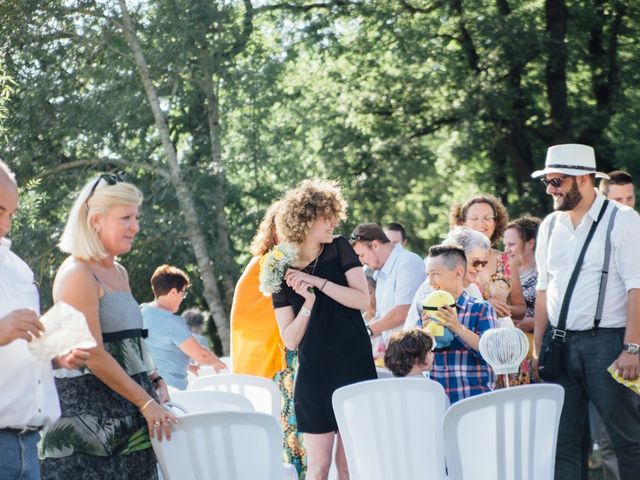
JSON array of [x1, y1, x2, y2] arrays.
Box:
[[250, 201, 281, 256], [276, 179, 347, 244], [449, 194, 509, 246]]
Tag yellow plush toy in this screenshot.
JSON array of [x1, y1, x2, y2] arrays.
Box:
[[422, 290, 456, 348]]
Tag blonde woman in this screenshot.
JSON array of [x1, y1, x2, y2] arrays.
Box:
[[273, 179, 376, 480], [39, 174, 176, 479]]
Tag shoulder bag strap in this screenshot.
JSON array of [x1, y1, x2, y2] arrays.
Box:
[[555, 200, 610, 336], [593, 205, 619, 331]]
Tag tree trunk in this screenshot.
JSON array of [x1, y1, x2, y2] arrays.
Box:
[[116, 0, 230, 353], [200, 53, 238, 306], [545, 0, 572, 142]]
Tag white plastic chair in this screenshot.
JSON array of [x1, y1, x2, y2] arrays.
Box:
[[152, 411, 296, 480], [375, 367, 394, 379], [443, 383, 565, 480], [190, 373, 281, 420], [332, 377, 448, 480], [169, 390, 255, 414]]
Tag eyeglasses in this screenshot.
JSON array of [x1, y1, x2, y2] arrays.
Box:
[[540, 175, 570, 188], [471, 259, 489, 269], [179, 290, 188, 299], [85, 173, 127, 207], [466, 215, 496, 223]]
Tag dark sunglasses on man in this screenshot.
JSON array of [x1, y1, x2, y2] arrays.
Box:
[[540, 175, 570, 188]]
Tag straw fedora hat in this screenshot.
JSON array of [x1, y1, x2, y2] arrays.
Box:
[[531, 144, 609, 179]]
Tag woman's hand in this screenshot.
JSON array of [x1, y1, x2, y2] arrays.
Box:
[[54, 348, 91, 370], [488, 298, 512, 318], [286, 270, 316, 302], [142, 400, 178, 442], [285, 269, 319, 290]]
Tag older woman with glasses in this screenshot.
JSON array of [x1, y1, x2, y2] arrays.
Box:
[[449, 194, 527, 324], [404, 226, 491, 329], [142, 264, 227, 390], [39, 174, 176, 479]]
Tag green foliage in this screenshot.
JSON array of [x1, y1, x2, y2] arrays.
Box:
[[1, 0, 639, 320]]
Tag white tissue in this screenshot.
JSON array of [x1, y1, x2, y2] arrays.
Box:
[[27, 302, 96, 360]]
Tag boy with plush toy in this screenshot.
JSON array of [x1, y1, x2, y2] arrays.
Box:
[[423, 244, 497, 403]]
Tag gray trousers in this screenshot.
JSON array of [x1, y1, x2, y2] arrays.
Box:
[[553, 328, 640, 480]]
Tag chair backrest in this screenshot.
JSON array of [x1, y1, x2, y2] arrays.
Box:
[[443, 384, 565, 480], [152, 411, 283, 480], [189, 373, 280, 419], [375, 367, 394, 379], [169, 390, 255, 414], [332, 378, 448, 480]]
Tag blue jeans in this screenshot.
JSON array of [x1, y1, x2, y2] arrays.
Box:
[[554, 328, 640, 480], [0, 430, 41, 480]]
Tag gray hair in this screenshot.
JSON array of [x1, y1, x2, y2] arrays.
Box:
[[443, 226, 491, 253]]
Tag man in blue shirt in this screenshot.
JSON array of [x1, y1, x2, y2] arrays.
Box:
[[350, 223, 426, 347]]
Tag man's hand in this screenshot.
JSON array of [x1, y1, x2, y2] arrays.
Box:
[[54, 348, 90, 370], [614, 351, 640, 381], [531, 357, 541, 383], [0, 309, 45, 346]]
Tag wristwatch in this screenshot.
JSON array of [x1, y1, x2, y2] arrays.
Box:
[[366, 325, 374, 337], [622, 343, 640, 355]]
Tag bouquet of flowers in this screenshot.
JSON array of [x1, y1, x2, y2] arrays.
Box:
[[259, 243, 298, 296]]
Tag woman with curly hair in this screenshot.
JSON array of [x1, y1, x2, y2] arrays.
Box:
[[450, 195, 526, 322], [272, 179, 376, 480]]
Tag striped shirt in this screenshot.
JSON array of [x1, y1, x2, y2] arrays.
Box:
[[431, 291, 496, 403]]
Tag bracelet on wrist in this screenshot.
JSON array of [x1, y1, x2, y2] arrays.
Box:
[[140, 398, 154, 412], [320, 279, 328, 291]]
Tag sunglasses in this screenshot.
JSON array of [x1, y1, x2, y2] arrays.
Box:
[[540, 175, 570, 188], [471, 259, 489, 269], [350, 234, 371, 243], [85, 173, 127, 207]]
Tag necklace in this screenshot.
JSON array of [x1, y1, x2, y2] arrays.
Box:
[[302, 244, 324, 275]]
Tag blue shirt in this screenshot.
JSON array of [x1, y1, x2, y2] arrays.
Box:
[[141, 303, 192, 390], [375, 244, 426, 342], [430, 291, 497, 403]]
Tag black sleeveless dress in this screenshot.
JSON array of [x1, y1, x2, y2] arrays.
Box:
[[272, 236, 376, 433]]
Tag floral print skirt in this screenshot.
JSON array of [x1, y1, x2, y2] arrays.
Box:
[[274, 349, 307, 479]]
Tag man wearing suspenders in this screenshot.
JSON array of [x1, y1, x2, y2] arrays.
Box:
[[532, 144, 640, 480]]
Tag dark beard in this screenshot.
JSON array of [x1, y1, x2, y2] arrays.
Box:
[[554, 178, 582, 211]]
